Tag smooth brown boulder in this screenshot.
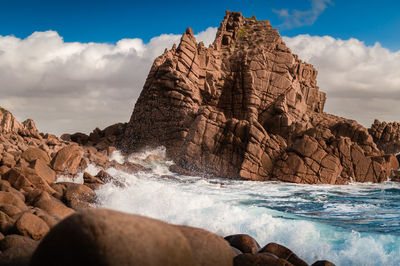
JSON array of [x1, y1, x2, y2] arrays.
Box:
[[51, 144, 83, 175], [176, 225, 234, 266], [13, 212, 50, 240], [21, 147, 50, 164], [258, 243, 308, 266], [225, 234, 260, 254], [234, 253, 293, 266], [30, 209, 197, 266]]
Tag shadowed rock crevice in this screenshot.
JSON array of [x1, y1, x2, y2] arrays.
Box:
[[119, 11, 397, 184]]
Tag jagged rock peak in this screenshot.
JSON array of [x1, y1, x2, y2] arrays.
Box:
[[119, 11, 397, 184]]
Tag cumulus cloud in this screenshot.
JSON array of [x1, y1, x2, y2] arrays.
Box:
[[274, 0, 332, 29], [284, 34, 400, 126], [1, 25, 399, 136], [0, 27, 217, 135]]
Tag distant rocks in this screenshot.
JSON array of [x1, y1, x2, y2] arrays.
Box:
[[120, 11, 397, 184], [369, 119, 400, 154]]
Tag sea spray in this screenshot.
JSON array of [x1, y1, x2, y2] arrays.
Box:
[[93, 148, 400, 265]]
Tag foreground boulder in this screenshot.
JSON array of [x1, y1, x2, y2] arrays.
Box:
[[31, 208, 234, 266], [119, 11, 396, 184]]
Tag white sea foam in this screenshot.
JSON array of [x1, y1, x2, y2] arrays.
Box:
[[94, 148, 400, 266]]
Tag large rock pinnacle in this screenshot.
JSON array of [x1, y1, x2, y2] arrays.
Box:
[[120, 11, 397, 184]]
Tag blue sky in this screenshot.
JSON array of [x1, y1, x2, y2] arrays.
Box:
[[1, 0, 400, 50]]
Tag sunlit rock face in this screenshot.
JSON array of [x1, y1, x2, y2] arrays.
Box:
[[369, 120, 400, 154], [120, 11, 396, 184]]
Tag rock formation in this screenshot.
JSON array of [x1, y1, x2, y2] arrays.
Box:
[[120, 11, 397, 184], [369, 120, 400, 154]]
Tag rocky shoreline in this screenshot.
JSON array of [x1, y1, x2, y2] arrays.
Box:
[[0, 107, 334, 265], [1, 10, 400, 266]]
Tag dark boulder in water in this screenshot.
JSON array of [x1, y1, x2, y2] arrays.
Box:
[[119, 11, 397, 184], [258, 242, 308, 266], [311, 260, 336, 266], [224, 234, 260, 254], [234, 253, 294, 266]]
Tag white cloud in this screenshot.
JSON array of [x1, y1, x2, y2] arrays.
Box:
[[1, 26, 399, 136], [0, 27, 217, 135], [284, 34, 400, 126], [274, 0, 332, 29]]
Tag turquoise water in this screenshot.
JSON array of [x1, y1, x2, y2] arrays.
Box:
[[92, 149, 400, 266]]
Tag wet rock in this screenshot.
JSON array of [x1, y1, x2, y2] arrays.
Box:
[[64, 184, 96, 210], [95, 170, 124, 187], [258, 242, 308, 266], [234, 253, 293, 266], [225, 234, 260, 254], [311, 260, 336, 266]]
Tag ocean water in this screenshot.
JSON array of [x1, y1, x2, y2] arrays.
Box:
[[89, 147, 400, 266]]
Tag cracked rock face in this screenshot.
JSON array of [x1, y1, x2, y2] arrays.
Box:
[[120, 11, 396, 184], [369, 120, 400, 154]]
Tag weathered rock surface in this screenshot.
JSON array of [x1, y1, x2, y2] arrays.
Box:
[[369, 120, 400, 154], [120, 11, 396, 184]]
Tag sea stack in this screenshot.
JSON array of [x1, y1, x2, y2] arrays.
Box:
[[120, 11, 398, 184]]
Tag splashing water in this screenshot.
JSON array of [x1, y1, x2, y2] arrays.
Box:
[[94, 147, 400, 266]]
